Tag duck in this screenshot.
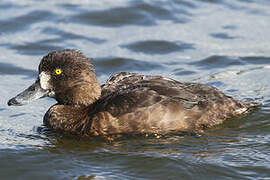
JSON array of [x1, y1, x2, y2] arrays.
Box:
[[8, 49, 258, 138]]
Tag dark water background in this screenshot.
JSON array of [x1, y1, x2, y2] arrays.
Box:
[[1, 0, 270, 179]]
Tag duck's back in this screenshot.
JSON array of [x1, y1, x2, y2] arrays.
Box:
[[89, 72, 255, 136]]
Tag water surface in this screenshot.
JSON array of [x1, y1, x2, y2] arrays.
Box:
[[1, 0, 270, 179]]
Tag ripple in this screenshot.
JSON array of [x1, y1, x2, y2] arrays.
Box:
[[131, 2, 189, 23], [189, 56, 244, 69], [9, 113, 27, 118], [0, 10, 55, 34], [172, 0, 197, 9], [0, 62, 36, 77], [172, 68, 195, 76], [223, 25, 237, 30], [69, 2, 187, 27], [57, 3, 82, 12], [239, 56, 270, 65], [8, 40, 63, 55], [0, 2, 13, 9], [93, 57, 163, 75], [198, 0, 225, 4], [122, 40, 193, 55], [70, 6, 155, 27], [210, 32, 238, 40], [42, 27, 106, 44]]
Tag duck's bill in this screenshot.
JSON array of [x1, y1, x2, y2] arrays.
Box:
[[7, 79, 50, 106]]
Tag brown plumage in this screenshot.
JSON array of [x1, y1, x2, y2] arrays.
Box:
[[8, 49, 258, 138]]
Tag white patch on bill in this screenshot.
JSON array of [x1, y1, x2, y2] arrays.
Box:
[[39, 71, 51, 90]]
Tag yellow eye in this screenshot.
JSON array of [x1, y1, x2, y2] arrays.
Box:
[[55, 68, 62, 75]]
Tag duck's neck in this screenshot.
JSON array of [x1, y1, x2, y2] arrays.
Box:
[[57, 72, 101, 106], [70, 81, 101, 106]]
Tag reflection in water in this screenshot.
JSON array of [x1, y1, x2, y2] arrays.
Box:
[[122, 40, 194, 54], [93, 56, 163, 76], [210, 32, 238, 40], [70, 2, 189, 27], [0, 62, 36, 77]]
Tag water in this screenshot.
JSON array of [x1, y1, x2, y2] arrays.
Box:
[[1, 0, 270, 179]]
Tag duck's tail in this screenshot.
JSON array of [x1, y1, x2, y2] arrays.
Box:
[[236, 101, 260, 115]]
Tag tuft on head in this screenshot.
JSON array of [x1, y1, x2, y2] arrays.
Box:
[[39, 49, 93, 74]]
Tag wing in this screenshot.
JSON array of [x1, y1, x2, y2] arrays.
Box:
[[89, 72, 248, 136], [101, 72, 171, 96]]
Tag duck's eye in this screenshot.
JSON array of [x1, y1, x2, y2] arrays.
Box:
[[55, 68, 62, 75]]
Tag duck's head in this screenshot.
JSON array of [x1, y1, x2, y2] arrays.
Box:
[[8, 49, 101, 106]]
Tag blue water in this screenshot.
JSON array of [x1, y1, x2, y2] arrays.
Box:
[[1, 0, 270, 179]]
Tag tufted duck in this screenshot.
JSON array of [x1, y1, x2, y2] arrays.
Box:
[[8, 50, 258, 137]]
